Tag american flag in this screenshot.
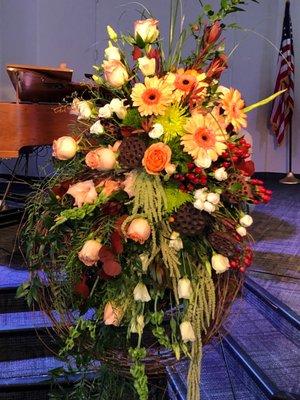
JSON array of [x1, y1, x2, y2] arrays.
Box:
[[270, 0, 294, 145]]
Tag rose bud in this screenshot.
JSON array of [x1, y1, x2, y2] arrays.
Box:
[[66, 180, 98, 208], [204, 21, 222, 46], [106, 25, 118, 41], [138, 56, 156, 76], [52, 136, 77, 160], [148, 123, 164, 139], [206, 192, 220, 205], [133, 282, 151, 302], [239, 214, 253, 227], [178, 277, 193, 299], [180, 321, 196, 343], [102, 60, 129, 88], [78, 239, 102, 266], [127, 218, 151, 244], [103, 302, 123, 326], [214, 167, 228, 181], [90, 120, 104, 135], [104, 41, 121, 61], [134, 18, 159, 44], [211, 254, 230, 274], [236, 226, 247, 237], [85, 148, 116, 171]]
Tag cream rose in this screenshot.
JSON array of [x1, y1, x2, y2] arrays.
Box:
[[127, 218, 151, 244], [52, 136, 77, 160], [133, 282, 151, 302], [214, 167, 228, 181], [102, 60, 129, 88], [66, 180, 98, 208], [78, 239, 102, 266], [77, 101, 92, 120], [138, 56, 156, 76], [180, 321, 196, 343], [211, 254, 230, 274], [134, 18, 159, 44], [104, 41, 121, 61], [239, 214, 253, 227], [85, 148, 116, 171], [178, 278, 193, 299]]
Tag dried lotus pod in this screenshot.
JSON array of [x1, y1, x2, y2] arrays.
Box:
[[170, 203, 206, 236]]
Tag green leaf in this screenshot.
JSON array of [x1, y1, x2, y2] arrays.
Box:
[[122, 108, 142, 128], [230, 182, 242, 192], [165, 186, 193, 213]]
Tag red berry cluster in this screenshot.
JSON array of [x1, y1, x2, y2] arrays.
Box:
[[220, 138, 251, 167], [249, 179, 272, 204], [229, 246, 253, 273], [173, 163, 207, 192]]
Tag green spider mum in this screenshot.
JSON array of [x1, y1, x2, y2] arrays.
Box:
[[155, 105, 188, 143]]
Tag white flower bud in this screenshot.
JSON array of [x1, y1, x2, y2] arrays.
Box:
[[203, 201, 216, 213], [178, 278, 193, 299], [90, 120, 104, 135], [149, 123, 164, 139], [206, 192, 220, 205], [193, 199, 205, 210], [165, 163, 176, 175], [104, 41, 121, 61], [130, 314, 145, 334], [139, 253, 149, 272], [180, 321, 196, 343], [236, 226, 247, 237], [214, 167, 228, 181], [195, 154, 212, 169], [109, 98, 127, 119], [194, 188, 208, 201], [169, 231, 183, 251], [239, 214, 253, 227], [133, 283, 151, 302], [98, 104, 112, 118], [78, 101, 92, 120], [107, 25, 118, 41], [211, 254, 230, 274], [138, 56, 156, 76]]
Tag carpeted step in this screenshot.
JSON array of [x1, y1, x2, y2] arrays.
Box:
[[224, 298, 300, 396]]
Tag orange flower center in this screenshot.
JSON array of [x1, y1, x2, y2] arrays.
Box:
[[142, 88, 161, 105], [175, 74, 197, 92], [194, 128, 216, 149]]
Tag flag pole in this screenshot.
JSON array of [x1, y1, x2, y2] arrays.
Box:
[[279, 0, 299, 184], [279, 124, 299, 184]]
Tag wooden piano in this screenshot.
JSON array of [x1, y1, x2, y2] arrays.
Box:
[[0, 63, 90, 159]]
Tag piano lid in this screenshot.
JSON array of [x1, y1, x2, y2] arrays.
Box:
[[5, 63, 83, 103]]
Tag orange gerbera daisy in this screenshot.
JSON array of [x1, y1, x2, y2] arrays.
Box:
[[166, 69, 208, 103], [181, 111, 227, 168], [220, 87, 247, 131], [131, 76, 173, 116]]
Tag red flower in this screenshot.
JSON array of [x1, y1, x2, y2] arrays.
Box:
[[204, 21, 222, 46], [132, 46, 143, 60], [206, 54, 228, 79], [236, 160, 255, 177]]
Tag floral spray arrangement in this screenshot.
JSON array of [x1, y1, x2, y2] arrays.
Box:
[[21, 1, 281, 399]]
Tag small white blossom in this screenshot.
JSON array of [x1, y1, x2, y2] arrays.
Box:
[[98, 104, 112, 118], [169, 231, 183, 251], [90, 120, 104, 135], [178, 278, 193, 299], [214, 167, 228, 181], [104, 41, 121, 61], [133, 283, 151, 302], [239, 214, 253, 227], [236, 226, 247, 237], [211, 254, 230, 274], [203, 201, 216, 213], [194, 188, 208, 201], [193, 199, 205, 210], [206, 192, 220, 205], [109, 98, 127, 119], [180, 321, 196, 343], [149, 123, 164, 139]]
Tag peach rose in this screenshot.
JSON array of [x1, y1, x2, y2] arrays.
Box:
[[127, 218, 151, 244], [123, 171, 137, 198], [78, 239, 102, 266], [97, 179, 121, 196], [66, 180, 98, 208], [52, 136, 77, 160], [142, 142, 172, 175], [102, 60, 129, 88], [85, 148, 116, 171], [103, 302, 124, 326], [134, 18, 159, 44]]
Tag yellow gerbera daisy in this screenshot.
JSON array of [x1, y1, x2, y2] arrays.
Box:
[[181, 111, 228, 168], [131, 76, 174, 116], [220, 87, 247, 131]]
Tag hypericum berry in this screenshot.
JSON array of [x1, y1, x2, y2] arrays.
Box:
[[187, 162, 195, 170], [194, 167, 202, 175]]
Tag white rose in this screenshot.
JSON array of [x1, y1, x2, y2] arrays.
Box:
[[236, 226, 247, 237], [90, 120, 104, 135], [178, 278, 193, 299], [78, 101, 92, 120], [180, 321, 196, 343], [133, 283, 151, 302], [211, 254, 230, 274], [239, 214, 253, 227], [203, 201, 216, 213], [169, 231, 183, 251], [165, 163, 176, 175], [98, 104, 113, 118], [52, 136, 77, 160], [149, 123, 164, 139], [138, 56, 156, 76], [102, 60, 129, 88], [104, 41, 121, 61], [193, 199, 205, 210], [194, 188, 208, 201], [109, 98, 127, 119], [207, 192, 220, 205], [134, 18, 159, 44], [195, 154, 212, 169], [214, 167, 228, 181]]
